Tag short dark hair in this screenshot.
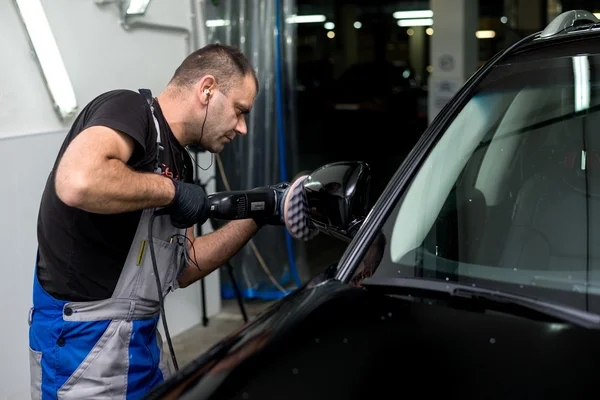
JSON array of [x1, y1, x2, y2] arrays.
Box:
[[169, 43, 258, 94]]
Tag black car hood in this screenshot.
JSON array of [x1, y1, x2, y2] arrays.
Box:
[[146, 279, 600, 399], [144, 279, 354, 399]]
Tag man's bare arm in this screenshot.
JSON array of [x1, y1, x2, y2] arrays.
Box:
[[178, 219, 259, 287], [55, 126, 175, 214]]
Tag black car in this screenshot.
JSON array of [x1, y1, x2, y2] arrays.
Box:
[[146, 10, 600, 399]]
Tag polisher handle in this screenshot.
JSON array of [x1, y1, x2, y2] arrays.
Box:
[[207, 188, 277, 221]]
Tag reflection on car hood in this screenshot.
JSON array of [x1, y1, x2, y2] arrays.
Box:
[[145, 279, 355, 399], [145, 278, 600, 400]]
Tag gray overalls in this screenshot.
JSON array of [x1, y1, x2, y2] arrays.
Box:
[[28, 89, 189, 399]]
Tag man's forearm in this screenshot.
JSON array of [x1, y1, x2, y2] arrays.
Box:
[[178, 219, 260, 287], [57, 158, 175, 214]]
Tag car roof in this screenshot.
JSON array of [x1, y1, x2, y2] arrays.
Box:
[[537, 9, 599, 38], [502, 10, 600, 59]]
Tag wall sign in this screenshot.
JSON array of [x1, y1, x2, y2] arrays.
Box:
[[429, 77, 460, 123], [438, 54, 455, 72]]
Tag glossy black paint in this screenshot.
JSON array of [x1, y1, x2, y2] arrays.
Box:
[[146, 279, 600, 399], [303, 161, 371, 241]]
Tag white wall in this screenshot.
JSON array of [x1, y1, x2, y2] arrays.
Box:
[[0, 1, 219, 398]]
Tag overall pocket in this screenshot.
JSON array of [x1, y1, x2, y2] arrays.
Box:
[[57, 319, 132, 400], [136, 237, 178, 303], [29, 346, 43, 400]]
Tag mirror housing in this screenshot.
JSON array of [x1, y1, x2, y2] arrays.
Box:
[[303, 161, 371, 241]]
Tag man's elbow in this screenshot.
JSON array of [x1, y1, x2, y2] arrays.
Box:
[[178, 273, 207, 288], [177, 267, 194, 288], [178, 265, 210, 288], [55, 170, 91, 208], [178, 276, 189, 288]]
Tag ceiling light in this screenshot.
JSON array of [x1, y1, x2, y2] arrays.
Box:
[[475, 30, 496, 39], [397, 18, 433, 27], [500, 16, 508, 24], [206, 19, 230, 27], [393, 10, 433, 19], [14, 0, 77, 121], [126, 0, 151, 15], [406, 28, 414, 36], [324, 22, 335, 30], [354, 21, 362, 29], [426, 27, 434, 35], [327, 31, 335, 39], [286, 14, 327, 24]]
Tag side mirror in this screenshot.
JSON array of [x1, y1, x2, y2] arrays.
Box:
[[303, 161, 371, 241]]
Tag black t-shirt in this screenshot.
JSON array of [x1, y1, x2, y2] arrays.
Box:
[[36, 89, 193, 302]]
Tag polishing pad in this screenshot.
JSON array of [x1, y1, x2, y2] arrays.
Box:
[[283, 175, 319, 241]]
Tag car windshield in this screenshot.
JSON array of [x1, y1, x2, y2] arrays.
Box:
[[362, 40, 600, 314]]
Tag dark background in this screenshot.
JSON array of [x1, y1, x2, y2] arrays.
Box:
[[294, 0, 600, 272]]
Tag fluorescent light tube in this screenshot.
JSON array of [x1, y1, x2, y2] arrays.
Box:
[[126, 0, 151, 15], [206, 19, 230, 27], [476, 30, 496, 39], [397, 18, 433, 27], [14, 0, 77, 121], [393, 10, 433, 19], [286, 15, 327, 24]]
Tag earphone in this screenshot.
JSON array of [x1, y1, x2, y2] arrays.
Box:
[[204, 89, 211, 97]]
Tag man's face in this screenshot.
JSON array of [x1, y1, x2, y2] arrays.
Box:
[[197, 74, 257, 153]]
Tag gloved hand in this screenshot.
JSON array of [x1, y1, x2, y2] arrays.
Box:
[[165, 178, 210, 229], [252, 182, 290, 227]]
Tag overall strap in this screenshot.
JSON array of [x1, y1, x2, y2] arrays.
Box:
[[139, 88, 164, 174]]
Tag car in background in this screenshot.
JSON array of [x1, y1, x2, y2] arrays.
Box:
[[146, 10, 600, 399]]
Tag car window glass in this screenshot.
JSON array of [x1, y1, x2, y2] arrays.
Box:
[[357, 53, 600, 313]]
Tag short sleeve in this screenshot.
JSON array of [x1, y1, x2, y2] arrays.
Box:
[[83, 90, 152, 155]]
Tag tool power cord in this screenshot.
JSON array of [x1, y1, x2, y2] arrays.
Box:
[[148, 212, 179, 371], [214, 152, 289, 294]]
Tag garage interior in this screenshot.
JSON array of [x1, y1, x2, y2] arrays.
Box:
[[2, 0, 598, 397]]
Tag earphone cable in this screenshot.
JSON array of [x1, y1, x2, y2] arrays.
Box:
[[186, 95, 214, 171]]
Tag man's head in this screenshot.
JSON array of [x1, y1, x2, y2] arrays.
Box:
[[164, 43, 258, 152]]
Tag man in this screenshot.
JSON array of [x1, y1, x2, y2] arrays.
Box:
[[29, 43, 276, 399]]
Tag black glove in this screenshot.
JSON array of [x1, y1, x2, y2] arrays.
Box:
[[252, 182, 290, 227], [165, 179, 209, 229]]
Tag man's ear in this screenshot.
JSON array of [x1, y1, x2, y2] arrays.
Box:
[[197, 75, 217, 104]]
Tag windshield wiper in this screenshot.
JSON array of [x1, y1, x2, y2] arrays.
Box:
[[361, 276, 600, 329]]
